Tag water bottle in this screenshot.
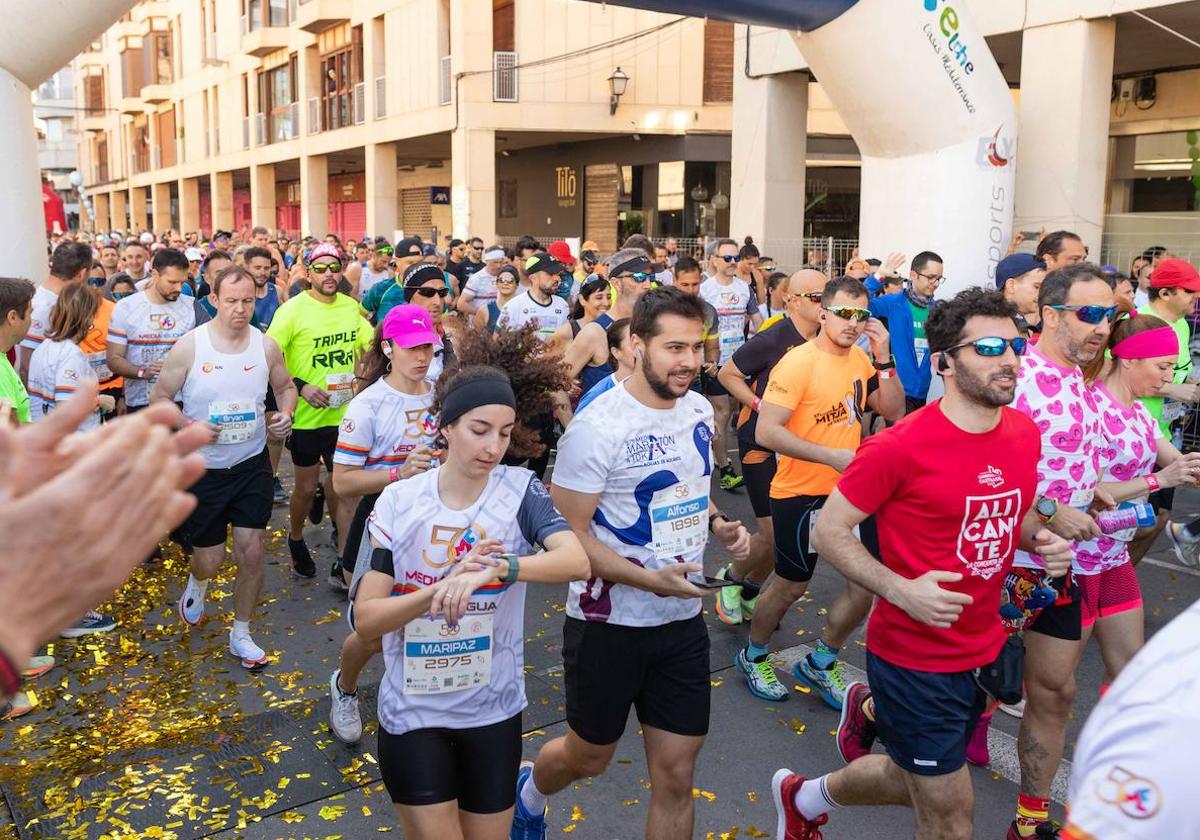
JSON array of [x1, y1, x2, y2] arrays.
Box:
[[1096, 501, 1156, 534]]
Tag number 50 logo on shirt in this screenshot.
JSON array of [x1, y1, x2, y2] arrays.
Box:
[[956, 490, 1022, 579]]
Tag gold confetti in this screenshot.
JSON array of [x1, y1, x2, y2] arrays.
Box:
[[747, 827, 770, 838], [314, 608, 343, 625], [362, 805, 372, 817], [563, 826, 577, 834], [281, 811, 305, 824], [692, 788, 717, 802], [570, 804, 585, 822], [320, 804, 347, 820], [793, 683, 812, 694], [622, 799, 640, 806], [747, 791, 758, 802]]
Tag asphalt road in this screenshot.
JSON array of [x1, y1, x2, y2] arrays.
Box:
[[1, 460, 1197, 840]]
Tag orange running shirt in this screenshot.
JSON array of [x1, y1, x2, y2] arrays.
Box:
[[762, 341, 877, 499]]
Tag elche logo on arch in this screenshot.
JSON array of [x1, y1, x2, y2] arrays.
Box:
[[921, 0, 975, 75]]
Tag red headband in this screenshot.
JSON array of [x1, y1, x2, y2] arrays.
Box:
[[1112, 325, 1179, 359]]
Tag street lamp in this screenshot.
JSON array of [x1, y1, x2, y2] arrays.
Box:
[[608, 67, 629, 115]]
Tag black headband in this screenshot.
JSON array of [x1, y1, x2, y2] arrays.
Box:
[[439, 376, 516, 428], [402, 263, 446, 302], [610, 255, 653, 277]]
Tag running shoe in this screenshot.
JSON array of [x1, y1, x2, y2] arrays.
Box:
[[272, 475, 289, 505], [328, 560, 349, 592], [836, 681, 877, 764], [794, 655, 848, 711], [719, 465, 745, 491], [22, 655, 55, 680], [741, 590, 759, 618], [771, 769, 828, 840], [713, 564, 743, 625], [1006, 819, 1062, 840], [1166, 522, 1200, 568], [510, 761, 548, 840], [229, 633, 269, 670], [328, 669, 362, 743], [178, 578, 206, 626], [308, 484, 325, 525], [966, 711, 992, 767], [735, 648, 788, 702], [2, 693, 33, 721], [60, 610, 117, 638], [289, 538, 316, 578], [330, 522, 340, 553], [999, 698, 1026, 719]]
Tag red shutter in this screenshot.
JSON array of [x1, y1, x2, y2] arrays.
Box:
[[198, 184, 212, 236], [276, 204, 300, 237], [233, 189, 251, 231]]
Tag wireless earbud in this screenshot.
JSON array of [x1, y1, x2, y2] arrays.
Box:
[[938, 353, 949, 372]]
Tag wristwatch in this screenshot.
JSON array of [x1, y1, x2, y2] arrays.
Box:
[[708, 512, 729, 534], [1035, 496, 1059, 525], [873, 357, 896, 371]]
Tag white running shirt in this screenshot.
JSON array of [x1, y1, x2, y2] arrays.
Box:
[[1065, 600, 1200, 839], [334, 378, 438, 471], [18, 286, 58, 353], [358, 265, 392, 299], [366, 465, 569, 736], [497, 291, 570, 339], [463, 268, 499, 306], [700, 277, 752, 365], [554, 381, 715, 627], [108, 291, 196, 407], [27, 339, 100, 430], [179, 324, 269, 469]]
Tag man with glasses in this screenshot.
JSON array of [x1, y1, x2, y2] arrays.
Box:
[[361, 236, 422, 324], [1002, 263, 1114, 840], [771, 287, 1071, 840], [266, 243, 373, 579], [701, 238, 762, 491], [869, 250, 945, 414], [355, 237, 394, 300], [452, 236, 485, 292], [714, 269, 825, 627], [735, 276, 904, 706]]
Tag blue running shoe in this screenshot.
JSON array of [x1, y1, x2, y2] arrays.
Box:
[[794, 654, 847, 711], [510, 761, 547, 840]]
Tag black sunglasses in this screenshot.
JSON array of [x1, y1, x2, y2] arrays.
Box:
[[944, 336, 1029, 357], [414, 287, 449, 298]]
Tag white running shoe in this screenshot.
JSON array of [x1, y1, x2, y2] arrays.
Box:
[[178, 578, 206, 626], [1167, 522, 1200, 568], [999, 698, 1026, 718], [328, 669, 362, 743], [229, 632, 269, 670]]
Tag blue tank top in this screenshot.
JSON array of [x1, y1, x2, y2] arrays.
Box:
[[577, 312, 614, 395], [486, 301, 501, 333], [255, 282, 281, 328]]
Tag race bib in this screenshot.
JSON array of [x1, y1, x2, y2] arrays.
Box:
[[1162, 399, 1186, 423], [326, 372, 355, 408], [403, 614, 493, 695], [808, 508, 860, 545], [86, 350, 112, 381], [1070, 487, 1094, 510], [649, 478, 709, 560], [209, 400, 258, 444]]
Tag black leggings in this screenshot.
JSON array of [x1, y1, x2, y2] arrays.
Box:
[[341, 492, 380, 573], [377, 713, 523, 811]]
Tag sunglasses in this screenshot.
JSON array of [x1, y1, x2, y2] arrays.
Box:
[[497, 276, 518, 284], [87, 277, 106, 287], [944, 336, 1029, 358], [1047, 304, 1119, 325], [310, 263, 342, 274], [617, 272, 654, 283], [375, 246, 393, 256], [796, 292, 823, 303], [414, 287, 449, 298], [824, 305, 871, 323], [112, 291, 132, 300], [718, 255, 741, 263], [760, 264, 777, 272]]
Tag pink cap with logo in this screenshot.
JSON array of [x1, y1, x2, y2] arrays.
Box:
[[381, 304, 442, 349], [307, 242, 342, 265]]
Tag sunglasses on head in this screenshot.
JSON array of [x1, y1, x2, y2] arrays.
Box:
[[824, 305, 871, 323], [1047, 304, 1119, 325], [718, 255, 741, 263], [944, 336, 1028, 358], [375, 246, 393, 256], [414, 287, 449, 298], [310, 262, 342, 274]]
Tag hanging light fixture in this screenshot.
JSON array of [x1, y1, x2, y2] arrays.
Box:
[[689, 183, 709, 202], [711, 190, 729, 210], [608, 67, 630, 115]]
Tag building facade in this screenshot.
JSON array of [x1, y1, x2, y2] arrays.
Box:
[[71, 0, 739, 250], [35, 66, 81, 228]]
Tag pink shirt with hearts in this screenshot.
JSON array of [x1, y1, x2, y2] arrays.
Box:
[[1071, 381, 1161, 573], [1011, 345, 1104, 573]]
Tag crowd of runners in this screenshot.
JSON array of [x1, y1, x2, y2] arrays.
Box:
[[1, 224, 1198, 839]]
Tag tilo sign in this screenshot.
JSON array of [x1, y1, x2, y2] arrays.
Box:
[[555, 166, 577, 208]]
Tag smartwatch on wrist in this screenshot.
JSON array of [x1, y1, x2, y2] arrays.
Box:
[[873, 357, 896, 371], [708, 512, 729, 534], [499, 553, 520, 584], [1145, 473, 1161, 493], [1035, 496, 1059, 525]]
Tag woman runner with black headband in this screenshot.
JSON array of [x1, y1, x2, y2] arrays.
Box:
[[352, 364, 587, 840]]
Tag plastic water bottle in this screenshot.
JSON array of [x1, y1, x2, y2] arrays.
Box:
[[1096, 501, 1156, 534]]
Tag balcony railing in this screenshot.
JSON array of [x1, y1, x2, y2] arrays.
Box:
[[285, 101, 299, 140], [242, 115, 250, 149], [353, 82, 365, 125], [308, 96, 320, 135], [374, 75, 385, 119], [493, 51, 517, 102], [439, 56, 452, 105], [151, 146, 161, 169], [255, 112, 266, 146]]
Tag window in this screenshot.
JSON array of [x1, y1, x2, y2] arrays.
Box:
[[319, 29, 363, 130], [84, 73, 105, 116], [145, 30, 173, 85], [121, 37, 145, 97], [493, 0, 514, 52], [260, 55, 297, 142], [158, 108, 177, 167], [46, 119, 63, 144], [268, 0, 288, 26], [246, 0, 262, 31], [97, 134, 109, 182]]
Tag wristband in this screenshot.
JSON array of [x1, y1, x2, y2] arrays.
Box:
[[708, 512, 729, 534], [292, 377, 307, 392], [751, 397, 762, 413], [0, 648, 20, 700], [388, 466, 400, 483], [500, 553, 520, 584], [137, 368, 146, 380], [878, 369, 896, 380], [1145, 473, 1161, 493]]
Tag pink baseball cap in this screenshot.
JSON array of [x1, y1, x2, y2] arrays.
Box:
[[307, 242, 342, 265], [381, 304, 442, 349]]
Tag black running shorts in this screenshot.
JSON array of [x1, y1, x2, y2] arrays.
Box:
[[377, 713, 522, 811], [739, 446, 776, 519], [771, 495, 882, 583], [1024, 573, 1082, 642], [174, 448, 272, 548], [286, 425, 338, 469], [563, 613, 710, 746]]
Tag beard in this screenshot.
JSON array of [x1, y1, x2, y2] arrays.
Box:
[[954, 362, 1017, 408], [643, 359, 694, 401]]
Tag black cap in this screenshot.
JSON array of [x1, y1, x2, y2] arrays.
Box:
[[397, 236, 422, 256], [213, 230, 231, 242], [421, 243, 439, 257], [524, 252, 567, 277], [610, 254, 654, 276], [580, 250, 599, 264]]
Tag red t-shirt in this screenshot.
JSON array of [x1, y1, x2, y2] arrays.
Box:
[[838, 401, 1040, 672]]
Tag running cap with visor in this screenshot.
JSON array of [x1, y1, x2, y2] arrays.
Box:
[[381, 304, 442, 349], [307, 243, 343, 266]]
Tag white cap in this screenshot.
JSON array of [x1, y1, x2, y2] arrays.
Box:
[[139, 231, 154, 244], [185, 247, 204, 261]]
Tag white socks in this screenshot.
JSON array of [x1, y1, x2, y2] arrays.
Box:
[[187, 574, 209, 601], [232, 619, 251, 639], [794, 775, 838, 821], [519, 771, 548, 816]]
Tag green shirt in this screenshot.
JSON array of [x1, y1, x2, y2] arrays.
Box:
[[266, 292, 373, 430], [909, 299, 929, 365], [361, 278, 397, 320], [1136, 303, 1192, 437], [0, 354, 30, 423]]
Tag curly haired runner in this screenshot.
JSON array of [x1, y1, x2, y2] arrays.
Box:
[[352, 361, 588, 840]]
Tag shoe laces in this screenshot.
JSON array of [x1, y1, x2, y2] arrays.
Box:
[[753, 657, 783, 687], [824, 660, 848, 692]]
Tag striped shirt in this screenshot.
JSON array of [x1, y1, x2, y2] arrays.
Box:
[[107, 291, 196, 407], [333, 378, 438, 470]]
